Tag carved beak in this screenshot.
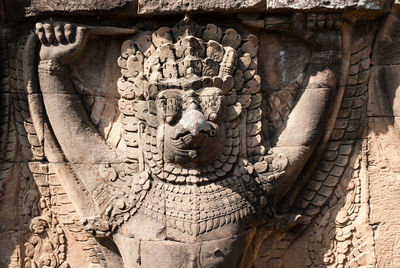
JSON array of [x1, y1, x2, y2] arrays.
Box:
[[174, 109, 214, 139]]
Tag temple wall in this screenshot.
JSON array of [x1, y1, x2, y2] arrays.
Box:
[[0, 1, 400, 267]]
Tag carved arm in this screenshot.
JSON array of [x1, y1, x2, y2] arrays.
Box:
[[270, 69, 336, 206], [243, 14, 341, 229], [34, 22, 135, 220], [36, 22, 135, 164]]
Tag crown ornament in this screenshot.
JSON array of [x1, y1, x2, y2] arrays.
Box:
[[117, 17, 260, 102]]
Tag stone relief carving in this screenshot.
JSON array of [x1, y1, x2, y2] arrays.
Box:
[[1, 2, 396, 267], [17, 15, 341, 267], [25, 204, 70, 268], [253, 16, 379, 268], [304, 24, 377, 268]]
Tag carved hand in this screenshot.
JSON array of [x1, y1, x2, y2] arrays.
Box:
[[36, 21, 136, 64], [292, 13, 342, 52], [36, 22, 89, 65]]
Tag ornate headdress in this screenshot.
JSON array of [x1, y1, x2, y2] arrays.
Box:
[[117, 17, 260, 100], [116, 18, 265, 185]]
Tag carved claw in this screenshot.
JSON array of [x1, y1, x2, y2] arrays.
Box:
[[81, 216, 111, 237], [267, 209, 303, 232]]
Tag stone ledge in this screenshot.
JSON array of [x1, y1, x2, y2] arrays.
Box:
[[266, 0, 392, 10], [1, 0, 138, 22], [0, 0, 392, 24], [138, 0, 265, 15]]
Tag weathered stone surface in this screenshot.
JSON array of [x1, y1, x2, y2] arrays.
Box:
[[372, 5, 400, 66], [138, 0, 264, 14], [368, 168, 400, 267], [366, 7, 400, 267], [0, 0, 137, 21], [368, 66, 400, 117], [266, 0, 392, 10], [0, 0, 392, 23], [1, 1, 400, 268]]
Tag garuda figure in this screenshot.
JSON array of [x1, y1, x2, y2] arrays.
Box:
[[4, 15, 343, 267]]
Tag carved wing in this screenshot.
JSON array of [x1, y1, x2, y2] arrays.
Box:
[[0, 31, 42, 200], [256, 18, 376, 267], [293, 21, 373, 229], [0, 36, 16, 198]]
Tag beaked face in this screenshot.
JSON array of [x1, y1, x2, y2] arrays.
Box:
[[156, 87, 227, 168], [117, 22, 255, 185]]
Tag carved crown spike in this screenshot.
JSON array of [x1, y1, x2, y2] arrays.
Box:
[[118, 18, 260, 100]]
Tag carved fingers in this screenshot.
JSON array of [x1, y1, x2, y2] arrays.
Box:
[[35, 22, 46, 43], [53, 22, 65, 43], [292, 13, 342, 52], [36, 22, 136, 64], [36, 21, 89, 64], [35, 22, 79, 45], [63, 23, 76, 42]]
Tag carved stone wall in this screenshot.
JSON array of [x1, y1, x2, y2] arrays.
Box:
[[1, 1, 400, 268]]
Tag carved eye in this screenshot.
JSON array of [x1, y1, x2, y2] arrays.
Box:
[[202, 96, 224, 122], [156, 89, 184, 124], [156, 98, 166, 116], [166, 98, 181, 124]]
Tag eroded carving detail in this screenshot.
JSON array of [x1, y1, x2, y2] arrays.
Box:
[[5, 14, 341, 267], [306, 152, 376, 268], [26, 161, 109, 268], [303, 26, 377, 268], [0, 1, 399, 266], [24, 201, 70, 268], [112, 18, 270, 235]]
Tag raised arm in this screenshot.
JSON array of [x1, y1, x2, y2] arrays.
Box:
[[34, 22, 135, 221], [243, 14, 342, 231], [36, 22, 135, 164], [268, 68, 336, 206]]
